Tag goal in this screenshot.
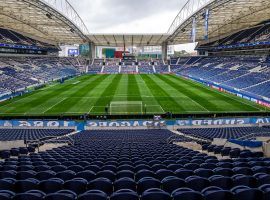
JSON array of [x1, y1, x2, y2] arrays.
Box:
[[109, 101, 143, 115]]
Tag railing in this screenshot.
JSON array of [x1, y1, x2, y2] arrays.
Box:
[[236, 131, 270, 141], [42, 0, 90, 35], [25, 135, 75, 152], [167, 0, 211, 35]]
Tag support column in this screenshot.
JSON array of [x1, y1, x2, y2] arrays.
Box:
[[162, 42, 168, 61], [89, 42, 96, 60]]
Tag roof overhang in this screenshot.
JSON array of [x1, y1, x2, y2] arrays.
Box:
[[0, 0, 90, 45], [88, 34, 170, 47], [167, 0, 270, 45]]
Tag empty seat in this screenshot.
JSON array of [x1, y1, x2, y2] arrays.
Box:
[[15, 178, 39, 193], [137, 177, 161, 194], [0, 178, 16, 191], [110, 189, 139, 200], [232, 174, 257, 187], [185, 176, 210, 191], [136, 170, 155, 181], [78, 190, 107, 200], [13, 190, 46, 200], [161, 176, 185, 194], [194, 168, 213, 178], [64, 178, 88, 194], [0, 190, 15, 200], [209, 175, 233, 190], [88, 177, 113, 195], [171, 188, 203, 200], [36, 171, 56, 181], [44, 190, 77, 200], [259, 184, 270, 200], [39, 178, 64, 193], [56, 170, 76, 181], [202, 186, 234, 200], [114, 177, 136, 192], [254, 173, 270, 186], [175, 169, 193, 179], [156, 169, 175, 180], [97, 170, 116, 182], [231, 185, 264, 200], [141, 188, 170, 200], [76, 170, 96, 182]]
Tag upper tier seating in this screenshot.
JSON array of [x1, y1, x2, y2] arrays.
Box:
[[0, 129, 269, 199]]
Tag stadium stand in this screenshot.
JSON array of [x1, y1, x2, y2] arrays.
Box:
[[0, 129, 269, 200], [0, 129, 74, 141], [178, 126, 270, 141], [173, 56, 270, 99], [0, 28, 55, 49], [0, 56, 81, 98]]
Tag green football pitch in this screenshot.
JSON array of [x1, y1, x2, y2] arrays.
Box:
[[0, 74, 268, 116]]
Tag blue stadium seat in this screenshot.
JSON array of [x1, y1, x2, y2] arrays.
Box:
[[88, 177, 113, 195], [141, 188, 170, 200], [64, 178, 88, 194], [114, 177, 136, 192], [231, 185, 264, 200], [110, 189, 139, 200], [137, 177, 161, 194], [78, 190, 107, 200], [202, 186, 234, 200], [171, 188, 203, 200], [161, 176, 185, 193]]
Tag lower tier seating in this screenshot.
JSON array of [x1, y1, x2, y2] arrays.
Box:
[[0, 129, 269, 199]]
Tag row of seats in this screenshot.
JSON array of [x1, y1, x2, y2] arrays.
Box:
[[202, 144, 264, 158], [1, 172, 270, 194], [0, 129, 269, 199], [0, 184, 269, 200], [0, 129, 74, 141], [178, 127, 270, 141]]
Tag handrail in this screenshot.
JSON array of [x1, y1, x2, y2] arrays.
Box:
[[25, 134, 75, 152]]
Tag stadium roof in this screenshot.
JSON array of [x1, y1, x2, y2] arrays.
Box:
[[87, 34, 170, 47], [0, 0, 89, 45], [2, 0, 270, 46], [167, 0, 270, 44]]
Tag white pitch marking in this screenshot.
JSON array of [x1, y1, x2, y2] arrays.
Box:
[[42, 97, 67, 114]]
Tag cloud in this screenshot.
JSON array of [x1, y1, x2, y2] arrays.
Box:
[[69, 0, 184, 33]]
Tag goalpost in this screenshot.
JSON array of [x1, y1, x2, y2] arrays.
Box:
[[109, 101, 143, 115]]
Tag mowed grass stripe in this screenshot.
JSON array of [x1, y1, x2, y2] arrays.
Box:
[[169, 74, 264, 111], [29, 75, 104, 114], [44, 75, 111, 114], [26, 75, 103, 114], [2, 75, 99, 114], [141, 74, 186, 112], [148, 74, 205, 112], [127, 75, 142, 102], [91, 74, 123, 114], [135, 75, 164, 113], [157, 74, 212, 111], [112, 75, 128, 101], [0, 75, 92, 109]]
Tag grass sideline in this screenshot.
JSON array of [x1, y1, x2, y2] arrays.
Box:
[[0, 74, 268, 116]]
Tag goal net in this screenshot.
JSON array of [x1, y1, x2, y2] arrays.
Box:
[[110, 101, 143, 115]]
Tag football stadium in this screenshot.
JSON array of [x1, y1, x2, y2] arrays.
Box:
[[0, 0, 270, 199]]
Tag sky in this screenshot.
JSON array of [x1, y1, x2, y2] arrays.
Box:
[[69, 0, 195, 52]]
